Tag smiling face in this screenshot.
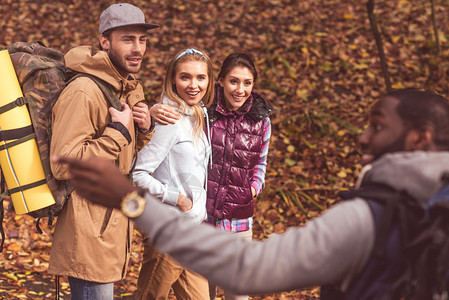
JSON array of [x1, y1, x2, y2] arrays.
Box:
[[219, 66, 255, 111], [359, 96, 409, 165], [173, 60, 209, 106], [99, 25, 147, 78]]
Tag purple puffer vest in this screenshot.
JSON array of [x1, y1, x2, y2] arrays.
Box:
[[206, 84, 272, 219]]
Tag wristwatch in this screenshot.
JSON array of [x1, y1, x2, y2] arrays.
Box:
[[120, 190, 147, 218]]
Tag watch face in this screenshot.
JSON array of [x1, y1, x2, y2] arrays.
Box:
[[126, 198, 139, 213], [121, 191, 147, 218]]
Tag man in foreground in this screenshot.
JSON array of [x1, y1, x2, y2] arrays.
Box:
[[53, 89, 449, 298], [48, 3, 158, 299]]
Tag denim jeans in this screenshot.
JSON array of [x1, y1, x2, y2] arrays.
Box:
[[68, 276, 114, 300]]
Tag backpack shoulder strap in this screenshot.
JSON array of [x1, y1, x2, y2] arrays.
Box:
[[355, 188, 402, 256], [339, 184, 412, 257], [65, 73, 125, 168], [67, 73, 122, 111]]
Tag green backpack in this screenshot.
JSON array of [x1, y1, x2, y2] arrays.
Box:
[[0, 41, 122, 251]]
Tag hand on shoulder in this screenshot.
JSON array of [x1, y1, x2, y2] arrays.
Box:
[[150, 103, 180, 125]]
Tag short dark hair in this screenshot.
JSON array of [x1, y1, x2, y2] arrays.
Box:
[[386, 89, 449, 150], [98, 29, 112, 50], [217, 53, 258, 82]]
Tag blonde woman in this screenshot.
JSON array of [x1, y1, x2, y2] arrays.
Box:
[[132, 48, 214, 299]]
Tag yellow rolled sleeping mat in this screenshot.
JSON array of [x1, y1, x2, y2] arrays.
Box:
[[0, 50, 55, 214]]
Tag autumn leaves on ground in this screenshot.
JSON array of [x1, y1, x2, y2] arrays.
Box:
[[1, 0, 449, 299]]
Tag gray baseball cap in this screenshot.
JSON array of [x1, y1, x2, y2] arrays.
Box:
[[99, 3, 160, 34]]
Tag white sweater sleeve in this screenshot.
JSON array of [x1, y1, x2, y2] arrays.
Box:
[[132, 123, 180, 206], [134, 195, 375, 294]]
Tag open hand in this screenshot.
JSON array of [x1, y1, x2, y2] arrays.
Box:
[[52, 156, 136, 208]]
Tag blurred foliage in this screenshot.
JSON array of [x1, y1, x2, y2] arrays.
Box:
[[2, 0, 449, 298]]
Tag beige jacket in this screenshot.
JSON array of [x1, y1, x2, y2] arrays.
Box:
[[48, 46, 151, 282]]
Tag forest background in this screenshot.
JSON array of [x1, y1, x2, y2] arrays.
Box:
[[1, 0, 449, 299]]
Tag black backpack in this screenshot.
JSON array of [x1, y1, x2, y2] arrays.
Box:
[[322, 175, 449, 300]]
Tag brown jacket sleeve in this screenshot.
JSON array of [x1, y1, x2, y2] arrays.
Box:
[[50, 78, 129, 179]]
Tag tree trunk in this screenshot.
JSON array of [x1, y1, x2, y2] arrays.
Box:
[[430, 0, 440, 54], [367, 0, 392, 91]]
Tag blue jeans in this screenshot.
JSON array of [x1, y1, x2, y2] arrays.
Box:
[[68, 276, 114, 300]]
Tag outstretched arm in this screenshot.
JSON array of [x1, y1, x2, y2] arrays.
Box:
[[53, 156, 375, 295]]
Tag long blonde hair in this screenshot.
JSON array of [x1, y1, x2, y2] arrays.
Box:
[[160, 48, 214, 140]]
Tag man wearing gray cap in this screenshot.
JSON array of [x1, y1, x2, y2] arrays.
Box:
[[48, 3, 159, 299]]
